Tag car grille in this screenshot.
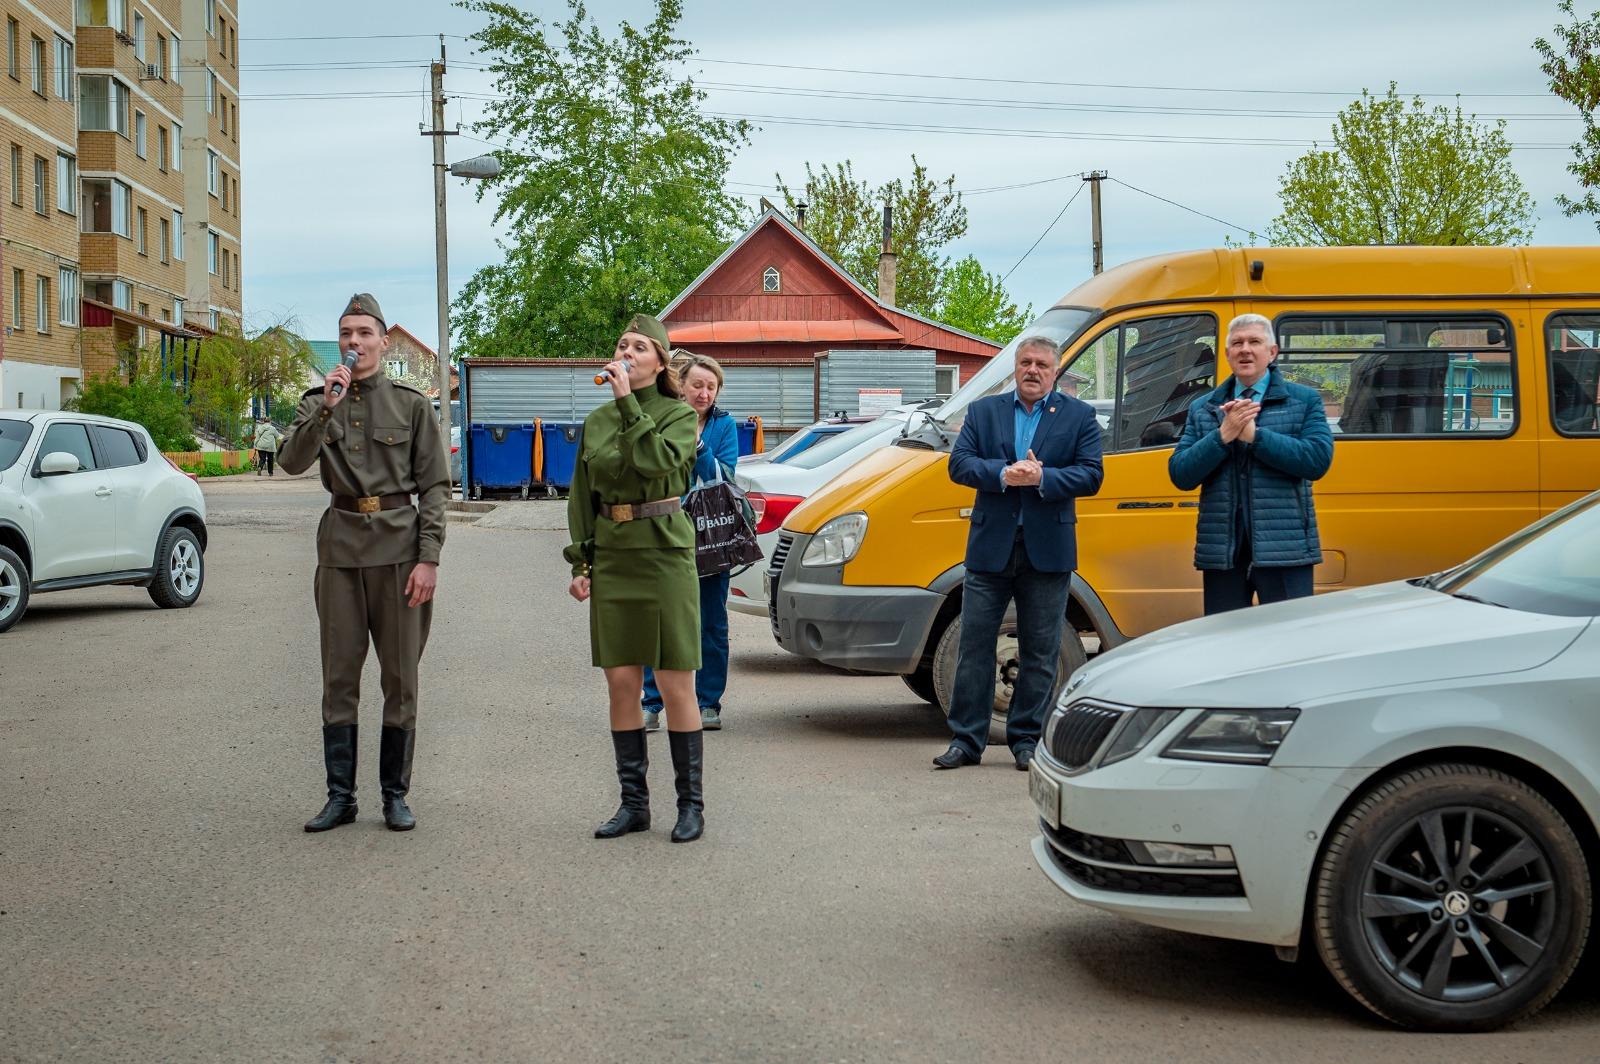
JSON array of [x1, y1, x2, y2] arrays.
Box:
[[1047, 702, 1123, 769], [1041, 821, 1245, 898], [767, 534, 794, 640]]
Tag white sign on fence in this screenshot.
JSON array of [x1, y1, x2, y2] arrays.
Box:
[[858, 388, 902, 416]]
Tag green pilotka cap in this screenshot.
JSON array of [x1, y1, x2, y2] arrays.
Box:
[[340, 292, 386, 330], [624, 312, 670, 352]]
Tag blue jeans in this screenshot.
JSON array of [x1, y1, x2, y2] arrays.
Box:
[[946, 535, 1072, 760], [643, 571, 731, 714]]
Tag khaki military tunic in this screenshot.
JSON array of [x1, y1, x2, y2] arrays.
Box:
[[279, 372, 451, 728], [565, 384, 701, 669]]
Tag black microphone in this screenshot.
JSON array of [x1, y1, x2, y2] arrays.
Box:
[[329, 347, 360, 398]]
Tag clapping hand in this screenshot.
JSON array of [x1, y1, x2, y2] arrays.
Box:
[[1003, 449, 1044, 488], [1219, 399, 1260, 444]]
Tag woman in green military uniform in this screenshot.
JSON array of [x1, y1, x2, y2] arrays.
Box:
[[566, 313, 707, 843]]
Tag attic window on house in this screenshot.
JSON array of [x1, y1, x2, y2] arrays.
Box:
[[762, 266, 780, 293]]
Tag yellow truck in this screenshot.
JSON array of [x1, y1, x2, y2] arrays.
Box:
[[766, 247, 1600, 730]]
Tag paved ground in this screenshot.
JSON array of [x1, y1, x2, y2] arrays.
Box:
[[2, 475, 1597, 1062]]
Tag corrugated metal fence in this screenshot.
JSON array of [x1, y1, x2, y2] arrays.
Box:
[[817, 349, 937, 416]]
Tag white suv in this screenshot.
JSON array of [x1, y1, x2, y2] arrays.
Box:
[[0, 411, 208, 633]]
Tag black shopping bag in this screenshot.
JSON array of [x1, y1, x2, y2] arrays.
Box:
[[686, 464, 764, 578]]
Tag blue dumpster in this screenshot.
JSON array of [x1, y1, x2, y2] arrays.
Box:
[[541, 422, 583, 492], [736, 416, 763, 456], [469, 423, 536, 499]]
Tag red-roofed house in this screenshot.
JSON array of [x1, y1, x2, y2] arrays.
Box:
[[661, 208, 1001, 393]]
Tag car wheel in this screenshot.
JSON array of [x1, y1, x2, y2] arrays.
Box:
[[929, 613, 1087, 743], [1312, 763, 1591, 1031], [0, 544, 30, 634], [900, 665, 938, 706], [148, 526, 205, 609]]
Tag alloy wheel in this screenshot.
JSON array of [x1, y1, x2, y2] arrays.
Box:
[[169, 540, 201, 599], [0, 556, 21, 623]]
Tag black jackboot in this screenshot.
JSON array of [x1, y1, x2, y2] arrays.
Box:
[[305, 724, 358, 832], [595, 728, 651, 838], [668, 729, 704, 843], [380, 726, 417, 831]]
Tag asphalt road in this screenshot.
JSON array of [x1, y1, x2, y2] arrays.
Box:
[[2, 474, 1597, 1063]]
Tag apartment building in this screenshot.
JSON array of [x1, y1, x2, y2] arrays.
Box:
[[0, 0, 242, 410]]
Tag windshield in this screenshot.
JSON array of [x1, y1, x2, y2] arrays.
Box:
[[933, 306, 1098, 429], [0, 419, 32, 471], [783, 417, 903, 471], [764, 427, 828, 464], [1434, 493, 1600, 616]]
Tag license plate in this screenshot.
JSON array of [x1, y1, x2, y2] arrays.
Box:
[[1029, 760, 1060, 830]]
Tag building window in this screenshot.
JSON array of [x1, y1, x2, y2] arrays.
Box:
[[218, 16, 226, 56], [9, 144, 20, 205], [5, 18, 17, 82], [205, 67, 215, 113], [172, 210, 183, 260], [208, 231, 218, 275], [168, 35, 179, 82], [384, 360, 406, 379], [55, 153, 75, 214], [29, 35, 44, 96], [77, 0, 127, 32], [33, 156, 46, 216], [112, 279, 130, 310], [219, 94, 227, 134], [171, 121, 181, 171], [220, 247, 229, 287], [11, 270, 22, 328], [132, 11, 145, 61], [81, 178, 131, 237], [155, 33, 166, 77], [53, 36, 73, 99], [134, 111, 146, 158], [79, 76, 130, 136], [58, 268, 79, 326], [174, 297, 184, 325], [205, 0, 215, 34], [157, 125, 168, 172], [763, 266, 781, 293], [35, 275, 49, 334], [158, 216, 170, 262], [136, 206, 147, 254], [229, 25, 236, 64], [207, 149, 217, 195], [209, 309, 219, 330]]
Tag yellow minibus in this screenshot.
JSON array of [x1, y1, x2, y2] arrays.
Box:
[[766, 246, 1600, 728]]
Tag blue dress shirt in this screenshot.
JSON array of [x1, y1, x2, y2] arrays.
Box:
[[997, 391, 1054, 504]]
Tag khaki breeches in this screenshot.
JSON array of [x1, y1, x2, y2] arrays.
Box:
[[314, 563, 433, 728]]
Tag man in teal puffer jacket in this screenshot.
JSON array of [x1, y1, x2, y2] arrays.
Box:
[[1169, 313, 1334, 614]]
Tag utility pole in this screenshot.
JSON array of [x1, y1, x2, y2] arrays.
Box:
[[1083, 171, 1108, 397], [423, 36, 458, 476]]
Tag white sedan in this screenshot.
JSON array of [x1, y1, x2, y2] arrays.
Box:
[[0, 411, 208, 633], [1028, 491, 1600, 1031]]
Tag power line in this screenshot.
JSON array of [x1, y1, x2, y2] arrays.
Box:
[[1108, 178, 1261, 236], [1003, 183, 1087, 282]]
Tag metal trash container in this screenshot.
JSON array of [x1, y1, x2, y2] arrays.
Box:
[[736, 416, 764, 456], [540, 422, 583, 493], [468, 423, 537, 500]]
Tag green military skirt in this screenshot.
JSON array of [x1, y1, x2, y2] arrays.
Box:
[[590, 545, 701, 670]]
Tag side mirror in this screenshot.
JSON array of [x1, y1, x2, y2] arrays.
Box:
[[38, 451, 82, 476]]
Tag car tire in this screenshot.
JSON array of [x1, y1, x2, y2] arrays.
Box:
[[1312, 763, 1591, 1032], [148, 526, 205, 610], [0, 544, 30, 634], [929, 611, 1087, 744], [900, 665, 938, 706]]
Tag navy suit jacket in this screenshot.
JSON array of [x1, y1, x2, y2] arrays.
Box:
[[948, 391, 1105, 574]]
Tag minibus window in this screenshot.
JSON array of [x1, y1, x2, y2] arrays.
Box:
[[1061, 312, 1216, 452], [1276, 316, 1514, 436], [1545, 314, 1600, 437], [934, 306, 1095, 429]]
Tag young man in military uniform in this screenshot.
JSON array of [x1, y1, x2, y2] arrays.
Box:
[[278, 293, 451, 832]]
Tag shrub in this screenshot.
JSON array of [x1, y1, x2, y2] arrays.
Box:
[[68, 373, 199, 451]]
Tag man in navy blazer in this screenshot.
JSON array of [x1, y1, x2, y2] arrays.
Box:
[[936, 336, 1105, 771]]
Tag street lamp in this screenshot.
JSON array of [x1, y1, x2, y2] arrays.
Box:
[[432, 151, 501, 489]]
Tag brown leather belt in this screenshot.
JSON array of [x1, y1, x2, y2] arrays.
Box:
[[332, 493, 413, 515], [600, 498, 682, 522]]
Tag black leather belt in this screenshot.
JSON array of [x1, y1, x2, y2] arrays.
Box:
[[600, 498, 682, 522], [332, 493, 413, 514]]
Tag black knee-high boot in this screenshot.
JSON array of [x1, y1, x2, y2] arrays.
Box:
[[379, 726, 417, 831], [595, 728, 651, 838], [305, 724, 358, 832], [668, 729, 704, 843]]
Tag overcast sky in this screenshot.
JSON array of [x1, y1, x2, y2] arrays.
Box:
[[242, 0, 1593, 348]]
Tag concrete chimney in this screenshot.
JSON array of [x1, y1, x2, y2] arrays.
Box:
[[796, 200, 808, 229], [877, 203, 897, 307]]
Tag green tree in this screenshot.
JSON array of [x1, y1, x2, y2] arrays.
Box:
[[1536, 0, 1600, 228], [934, 255, 1032, 343], [68, 369, 199, 452], [776, 156, 967, 317], [1266, 84, 1535, 246], [189, 320, 314, 445], [453, 0, 749, 360]]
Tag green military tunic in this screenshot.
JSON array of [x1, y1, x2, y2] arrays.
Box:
[[565, 383, 701, 670], [279, 371, 451, 727]]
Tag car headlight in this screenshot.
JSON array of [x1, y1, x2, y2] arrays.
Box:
[[1161, 709, 1300, 765], [801, 513, 868, 567], [1098, 708, 1182, 766]]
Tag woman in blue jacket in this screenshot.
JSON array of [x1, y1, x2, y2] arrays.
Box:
[[643, 353, 740, 731]]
